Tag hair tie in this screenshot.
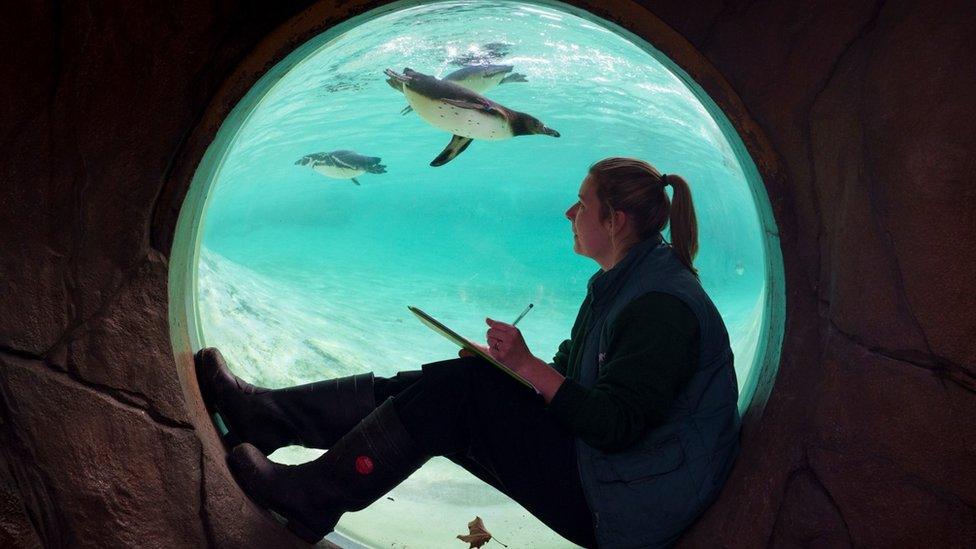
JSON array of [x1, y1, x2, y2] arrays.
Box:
[[660, 173, 669, 188]]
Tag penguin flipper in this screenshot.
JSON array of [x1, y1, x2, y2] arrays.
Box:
[[331, 155, 360, 171], [481, 65, 514, 78], [400, 105, 414, 115], [442, 97, 494, 112], [351, 177, 361, 185], [500, 73, 528, 84], [431, 135, 474, 167]]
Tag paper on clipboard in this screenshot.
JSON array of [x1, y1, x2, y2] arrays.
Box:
[[407, 306, 535, 390]]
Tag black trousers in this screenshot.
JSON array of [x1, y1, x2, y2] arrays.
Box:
[[373, 356, 597, 549]]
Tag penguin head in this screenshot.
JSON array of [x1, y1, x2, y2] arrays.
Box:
[[511, 113, 560, 138], [539, 124, 560, 137]]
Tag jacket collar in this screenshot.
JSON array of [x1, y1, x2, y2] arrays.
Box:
[[586, 233, 663, 308]]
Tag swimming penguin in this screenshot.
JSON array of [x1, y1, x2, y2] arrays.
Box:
[[448, 42, 513, 66], [383, 67, 559, 167], [294, 150, 386, 185], [447, 64, 529, 91], [390, 65, 528, 115]]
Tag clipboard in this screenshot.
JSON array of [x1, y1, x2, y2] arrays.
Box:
[[407, 305, 535, 390]]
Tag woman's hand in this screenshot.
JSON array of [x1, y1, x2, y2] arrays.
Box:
[[480, 317, 566, 402], [458, 341, 490, 358], [485, 318, 536, 373]]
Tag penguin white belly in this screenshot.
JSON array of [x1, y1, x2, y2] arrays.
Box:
[[404, 87, 512, 141], [313, 164, 365, 180]]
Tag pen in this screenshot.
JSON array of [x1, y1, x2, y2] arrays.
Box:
[[511, 303, 534, 326]]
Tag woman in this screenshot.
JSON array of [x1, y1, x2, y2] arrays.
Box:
[[196, 157, 741, 548]]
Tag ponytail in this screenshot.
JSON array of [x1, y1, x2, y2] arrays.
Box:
[[588, 158, 700, 275], [663, 174, 699, 275]]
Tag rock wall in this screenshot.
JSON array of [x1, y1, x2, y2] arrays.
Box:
[[0, 0, 972, 547], [669, 1, 976, 545]]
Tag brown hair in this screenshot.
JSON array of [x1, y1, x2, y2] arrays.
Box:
[[588, 157, 699, 274]]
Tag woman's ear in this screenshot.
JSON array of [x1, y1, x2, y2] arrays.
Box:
[[610, 209, 629, 236]]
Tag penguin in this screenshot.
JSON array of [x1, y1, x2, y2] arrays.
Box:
[[389, 65, 528, 115], [446, 64, 529, 91], [294, 150, 386, 185], [383, 67, 559, 167], [449, 42, 513, 66]]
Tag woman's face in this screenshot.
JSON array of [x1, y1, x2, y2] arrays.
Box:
[[565, 175, 614, 268]]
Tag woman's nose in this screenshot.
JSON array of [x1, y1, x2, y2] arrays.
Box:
[[565, 204, 576, 220]]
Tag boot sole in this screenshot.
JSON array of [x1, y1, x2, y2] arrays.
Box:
[[284, 516, 323, 544], [207, 408, 241, 448], [195, 350, 240, 452], [250, 489, 332, 544]]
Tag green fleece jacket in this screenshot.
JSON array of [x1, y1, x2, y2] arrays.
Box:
[[548, 291, 700, 452]]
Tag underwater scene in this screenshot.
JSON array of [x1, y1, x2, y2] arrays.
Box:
[[195, 1, 768, 547]]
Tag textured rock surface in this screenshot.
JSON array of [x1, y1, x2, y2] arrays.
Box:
[[0, 470, 43, 549], [769, 468, 851, 547], [0, 355, 205, 547], [54, 251, 191, 425], [670, 0, 976, 545], [0, 0, 973, 547]]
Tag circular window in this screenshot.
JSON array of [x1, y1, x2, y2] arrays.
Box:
[[172, 1, 784, 547]]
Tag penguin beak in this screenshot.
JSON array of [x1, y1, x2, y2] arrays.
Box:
[[543, 126, 560, 138]]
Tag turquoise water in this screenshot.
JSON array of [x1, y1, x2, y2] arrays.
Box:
[[195, 1, 768, 547]]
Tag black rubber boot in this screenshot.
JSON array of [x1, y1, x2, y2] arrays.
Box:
[[227, 400, 429, 543], [195, 347, 375, 454]]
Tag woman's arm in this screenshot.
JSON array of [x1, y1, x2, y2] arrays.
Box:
[[550, 338, 572, 376], [547, 293, 699, 452], [484, 292, 698, 450]]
